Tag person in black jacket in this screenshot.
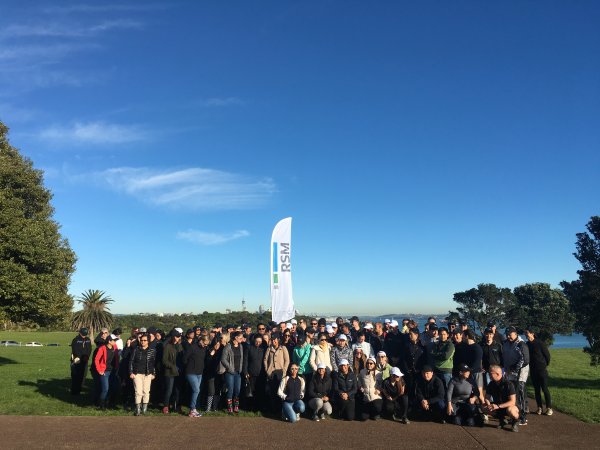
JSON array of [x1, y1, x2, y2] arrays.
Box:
[[308, 363, 333, 421], [525, 329, 553, 416], [70, 328, 91, 395], [414, 365, 446, 423], [400, 328, 425, 401], [482, 328, 503, 386], [242, 334, 267, 412], [129, 333, 156, 416], [381, 367, 409, 423], [183, 335, 209, 417], [332, 359, 357, 421]]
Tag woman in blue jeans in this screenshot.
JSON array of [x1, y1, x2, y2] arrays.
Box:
[[219, 331, 244, 414], [183, 335, 209, 417], [278, 363, 306, 422], [93, 334, 119, 410]]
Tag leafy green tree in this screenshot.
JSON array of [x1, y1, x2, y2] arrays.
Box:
[[0, 122, 76, 329], [561, 216, 600, 365], [71, 290, 114, 338], [451, 283, 517, 332], [512, 282, 574, 345]]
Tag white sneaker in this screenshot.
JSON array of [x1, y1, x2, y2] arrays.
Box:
[[545, 408, 553, 416], [296, 413, 301, 421]]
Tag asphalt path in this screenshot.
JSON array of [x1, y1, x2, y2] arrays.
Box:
[[2, 403, 599, 449]]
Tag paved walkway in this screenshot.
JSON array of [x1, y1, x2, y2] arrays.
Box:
[[2, 405, 598, 449]]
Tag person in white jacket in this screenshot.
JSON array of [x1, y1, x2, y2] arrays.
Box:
[[310, 333, 333, 372], [278, 363, 305, 423], [358, 356, 383, 420]]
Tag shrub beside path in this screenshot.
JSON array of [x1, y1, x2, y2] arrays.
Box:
[[1, 402, 599, 450]]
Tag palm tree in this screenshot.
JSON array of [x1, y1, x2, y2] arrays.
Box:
[[71, 290, 114, 338]]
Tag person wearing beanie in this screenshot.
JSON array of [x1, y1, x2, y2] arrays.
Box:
[[307, 362, 333, 421], [381, 367, 410, 423], [93, 334, 119, 410], [70, 327, 91, 395], [358, 356, 383, 421]]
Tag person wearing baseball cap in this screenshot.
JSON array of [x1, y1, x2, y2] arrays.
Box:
[[331, 334, 353, 373], [93, 333, 119, 410], [446, 364, 479, 426], [503, 326, 530, 426], [375, 350, 393, 380], [307, 362, 333, 421], [381, 367, 409, 423], [383, 320, 403, 368], [332, 358, 357, 421], [70, 327, 92, 395], [161, 328, 183, 414], [415, 365, 446, 423], [358, 356, 383, 420]]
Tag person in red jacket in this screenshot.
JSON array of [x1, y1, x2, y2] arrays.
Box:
[[94, 334, 119, 410]]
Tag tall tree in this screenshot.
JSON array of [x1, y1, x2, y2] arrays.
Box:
[[71, 290, 114, 338], [512, 283, 574, 345], [451, 283, 517, 332], [561, 216, 600, 365], [0, 122, 77, 328]]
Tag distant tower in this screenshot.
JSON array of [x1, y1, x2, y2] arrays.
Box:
[[242, 296, 247, 312], [258, 304, 265, 314]]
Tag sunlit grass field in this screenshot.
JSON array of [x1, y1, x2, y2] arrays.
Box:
[[1, 332, 598, 421]]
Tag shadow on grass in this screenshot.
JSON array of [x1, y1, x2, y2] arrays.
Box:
[[549, 377, 600, 390], [0, 356, 18, 365], [18, 378, 92, 407]]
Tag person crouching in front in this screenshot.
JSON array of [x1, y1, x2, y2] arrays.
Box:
[[278, 363, 305, 422]]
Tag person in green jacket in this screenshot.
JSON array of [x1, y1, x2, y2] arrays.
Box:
[[293, 335, 313, 385], [428, 327, 454, 389], [162, 329, 183, 413]]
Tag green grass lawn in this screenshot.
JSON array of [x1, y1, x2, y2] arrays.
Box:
[[1, 332, 599, 421]]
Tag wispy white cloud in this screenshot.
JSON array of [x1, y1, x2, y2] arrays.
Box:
[[196, 97, 245, 107], [0, 20, 143, 39], [177, 229, 250, 245], [43, 4, 169, 14], [0, 103, 38, 123], [39, 121, 148, 145], [96, 167, 276, 210]]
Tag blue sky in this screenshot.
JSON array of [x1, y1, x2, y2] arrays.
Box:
[[1, 1, 599, 315]]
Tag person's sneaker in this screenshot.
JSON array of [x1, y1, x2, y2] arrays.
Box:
[[519, 418, 528, 426], [392, 414, 402, 422], [312, 414, 320, 421], [162, 406, 169, 414], [188, 409, 202, 418], [319, 413, 326, 420], [402, 417, 410, 424], [296, 413, 301, 421], [536, 407, 543, 415], [483, 414, 489, 424], [372, 415, 380, 421], [511, 421, 520, 433], [545, 408, 553, 416]]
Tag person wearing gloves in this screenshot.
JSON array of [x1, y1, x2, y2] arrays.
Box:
[[358, 356, 383, 420], [381, 367, 410, 423], [278, 363, 305, 422], [70, 327, 91, 395], [307, 362, 333, 421]]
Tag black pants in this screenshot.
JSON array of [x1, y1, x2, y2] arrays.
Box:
[[70, 361, 87, 395], [163, 375, 182, 408], [337, 397, 355, 420], [413, 399, 445, 422], [361, 398, 383, 420], [532, 370, 552, 408], [383, 395, 409, 418]]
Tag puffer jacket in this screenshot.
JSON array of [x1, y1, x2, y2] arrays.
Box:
[[333, 370, 358, 400], [129, 346, 156, 376], [330, 345, 353, 372], [263, 345, 290, 380], [310, 344, 332, 372], [358, 368, 383, 402]]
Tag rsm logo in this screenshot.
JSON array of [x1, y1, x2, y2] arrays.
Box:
[[272, 242, 291, 287]]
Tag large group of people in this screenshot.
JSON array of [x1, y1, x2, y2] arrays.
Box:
[[69, 316, 553, 432]]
